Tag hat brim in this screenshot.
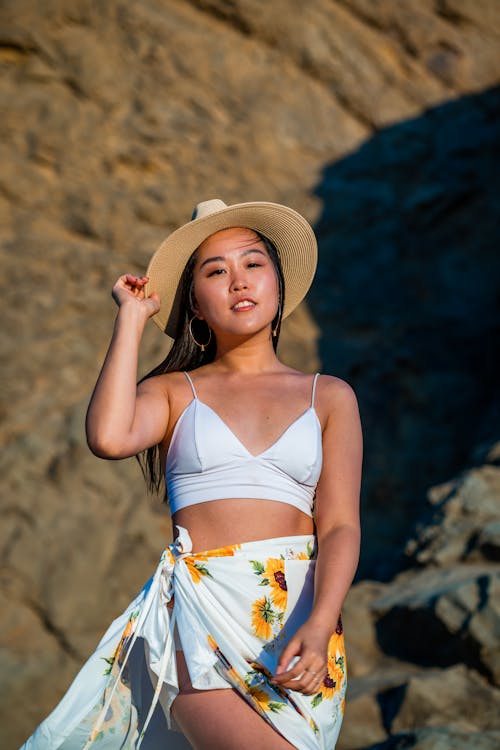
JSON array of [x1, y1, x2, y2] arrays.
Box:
[[145, 201, 318, 337]]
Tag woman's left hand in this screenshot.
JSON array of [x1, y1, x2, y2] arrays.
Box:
[[271, 619, 331, 695]]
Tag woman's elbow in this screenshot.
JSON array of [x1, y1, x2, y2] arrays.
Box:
[[85, 429, 129, 459]]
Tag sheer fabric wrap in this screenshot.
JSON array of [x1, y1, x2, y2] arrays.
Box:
[[21, 526, 346, 750]]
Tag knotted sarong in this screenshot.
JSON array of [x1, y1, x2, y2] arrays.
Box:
[[21, 527, 346, 750]]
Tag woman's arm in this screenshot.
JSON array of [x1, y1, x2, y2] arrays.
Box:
[[85, 274, 169, 459], [272, 376, 363, 694], [308, 378, 362, 630]]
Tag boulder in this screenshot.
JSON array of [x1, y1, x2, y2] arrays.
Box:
[[406, 464, 500, 566], [372, 564, 500, 685], [390, 664, 500, 734]]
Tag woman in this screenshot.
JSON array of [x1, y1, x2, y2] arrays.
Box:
[[21, 199, 362, 750]]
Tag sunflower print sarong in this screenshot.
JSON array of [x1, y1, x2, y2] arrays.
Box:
[[20, 525, 346, 750]]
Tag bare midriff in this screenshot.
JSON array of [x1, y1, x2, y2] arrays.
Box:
[[172, 497, 315, 552]]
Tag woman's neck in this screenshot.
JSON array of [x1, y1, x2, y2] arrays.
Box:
[[212, 330, 284, 375]]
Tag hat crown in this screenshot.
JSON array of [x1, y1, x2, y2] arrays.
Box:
[[191, 199, 228, 221]]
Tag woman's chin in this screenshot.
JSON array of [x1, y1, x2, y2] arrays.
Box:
[[210, 317, 273, 339]]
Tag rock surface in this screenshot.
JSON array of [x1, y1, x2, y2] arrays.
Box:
[[311, 87, 500, 578], [406, 462, 500, 567], [1, 1, 499, 748], [339, 440, 500, 749]]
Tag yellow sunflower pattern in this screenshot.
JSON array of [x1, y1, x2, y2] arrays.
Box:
[[245, 679, 286, 715], [249, 557, 288, 641], [207, 635, 278, 718], [90, 611, 143, 744], [246, 661, 311, 721], [102, 609, 139, 676], [207, 634, 249, 694], [184, 542, 241, 584], [29, 527, 347, 749], [310, 614, 347, 710], [208, 635, 289, 718], [203, 540, 345, 738], [251, 597, 275, 640]]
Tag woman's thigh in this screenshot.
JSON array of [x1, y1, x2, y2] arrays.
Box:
[[171, 650, 297, 750]]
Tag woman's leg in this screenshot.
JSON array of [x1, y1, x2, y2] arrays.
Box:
[[171, 650, 297, 750]]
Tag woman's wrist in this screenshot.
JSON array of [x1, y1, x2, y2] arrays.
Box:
[[115, 301, 150, 331], [307, 606, 341, 635]]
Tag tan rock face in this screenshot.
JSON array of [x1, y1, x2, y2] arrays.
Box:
[[343, 449, 500, 748], [406, 462, 500, 566], [1, 1, 499, 748], [391, 665, 500, 733]]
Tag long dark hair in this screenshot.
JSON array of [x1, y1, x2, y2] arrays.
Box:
[[135, 232, 285, 501]]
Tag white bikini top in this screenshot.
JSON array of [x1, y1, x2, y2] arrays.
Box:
[[165, 371, 323, 517]]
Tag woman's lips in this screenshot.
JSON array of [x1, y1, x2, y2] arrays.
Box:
[[232, 299, 256, 311]]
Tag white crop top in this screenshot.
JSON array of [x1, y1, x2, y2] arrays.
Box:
[[165, 372, 323, 517]]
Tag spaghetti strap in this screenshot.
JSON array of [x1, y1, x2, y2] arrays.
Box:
[[311, 372, 320, 408], [183, 371, 198, 399]]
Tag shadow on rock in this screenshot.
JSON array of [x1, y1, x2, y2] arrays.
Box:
[[309, 85, 500, 581]]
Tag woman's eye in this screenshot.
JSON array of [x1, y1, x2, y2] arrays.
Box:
[[206, 260, 263, 276]]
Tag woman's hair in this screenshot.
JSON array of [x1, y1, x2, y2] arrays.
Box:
[[135, 232, 285, 501]]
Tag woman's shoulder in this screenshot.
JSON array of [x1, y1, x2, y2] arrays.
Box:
[[316, 372, 357, 393], [315, 373, 360, 417], [137, 369, 191, 401]]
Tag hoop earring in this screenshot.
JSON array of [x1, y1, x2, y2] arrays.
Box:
[[189, 316, 212, 352], [272, 301, 282, 337]]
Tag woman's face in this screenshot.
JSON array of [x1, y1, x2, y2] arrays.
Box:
[[191, 227, 279, 339]]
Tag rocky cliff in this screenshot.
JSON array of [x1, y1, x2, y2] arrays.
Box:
[[339, 431, 500, 749], [1, 1, 499, 747]]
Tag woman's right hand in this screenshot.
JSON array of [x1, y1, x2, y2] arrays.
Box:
[[111, 274, 160, 320]]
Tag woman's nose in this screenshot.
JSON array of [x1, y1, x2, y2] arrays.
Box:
[[230, 275, 248, 291]]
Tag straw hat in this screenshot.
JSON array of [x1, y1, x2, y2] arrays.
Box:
[[145, 198, 318, 337]]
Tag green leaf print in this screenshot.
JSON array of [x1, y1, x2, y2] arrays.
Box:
[[306, 541, 314, 559], [259, 578, 270, 586], [101, 655, 115, 675], [194, 562, 213, 578], [311, 692, 323, 708], [261, 597, 275, 624], [269, 701, 285, 712], [250, 560, 265, 575]]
